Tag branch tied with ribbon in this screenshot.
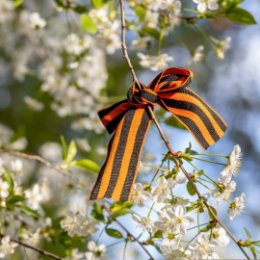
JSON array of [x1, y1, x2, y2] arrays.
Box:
[[90, 67, 227, 201]]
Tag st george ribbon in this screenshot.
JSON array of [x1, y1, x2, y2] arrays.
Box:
[[90, 67, 227, 201]]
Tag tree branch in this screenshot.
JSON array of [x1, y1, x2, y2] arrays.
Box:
[[104, 205, 154, 260], [0, 234, 62, 260], [0, 149, 67, 176], [118, 0, 251, 259]]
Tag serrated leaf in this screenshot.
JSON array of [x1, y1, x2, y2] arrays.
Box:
[[165, 116, 187, 130], [74, 159, 99, 173], [65, 140, 77, 164], [105, 228, 123, 239], [80, 14, 97, 34], [226, 7, 257, 25], [18, 204, 39, 218], [187, 181, 196, 196]]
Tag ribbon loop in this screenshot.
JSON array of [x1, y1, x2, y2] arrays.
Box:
[[90, 67, 227, 201]]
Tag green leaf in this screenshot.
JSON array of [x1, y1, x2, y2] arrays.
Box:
[[134, 6, 146, 22], [13, 0, 24, 7], [74, 5, 88, 14], [111, 208, 131, 219], [141, 27, 160, 41], [60, 135, 67, 160], [105, 228, 123, 239], [208, 205, 217, 220], [226, 7, 257, 25], [18, 204, 39, 218], [73, 159, 99, 173], [244, 227, 252, 239], [3, 171, 14, 194], [7, 195, 25, 205], [91, 203, 105, 221], [65, 140, 77, 164], [165, 116, 187, 130], [91, 0, 105, 8], [187, 181, 196, 196], [110, 201, 133, 212], [80, 14, 97, 34], [153, 230, 163, 238]]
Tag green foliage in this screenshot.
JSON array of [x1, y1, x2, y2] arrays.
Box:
[[226, 7, 257, 25], [187, 181, 196, 196], [73, 159, 99, 173], [92, 203, 105, 221], [80, 14, 97, 34], [105, 227, 123, 239]]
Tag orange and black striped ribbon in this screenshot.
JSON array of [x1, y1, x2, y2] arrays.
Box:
[[90, 67, 227, 201]]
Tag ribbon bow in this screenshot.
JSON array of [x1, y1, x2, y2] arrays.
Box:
[[90, 67, 227, 201]]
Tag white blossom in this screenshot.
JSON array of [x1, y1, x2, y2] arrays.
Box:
[[85, 241, 106, 260], [193, 0, 219, 13], [0, 179, 9, 199], [9, 159, 23, 174], [211, 227, 230, 247], [229, 144, 242, 175], [155, 205, 193, 236], [213, 180, 236, 202], [228, 193, 245, 220], [0, 236, 17, 258], [188, 45, 205, 65], [132, 215, 154, 233], [29, 12, 47, 29], [0, 0, 14, 24], [137, 53, 173, 71], [131, 183, 151, 206], [60, 212, 98, 237], [215, 36, 232, 59], [24, 96, 44, 111]]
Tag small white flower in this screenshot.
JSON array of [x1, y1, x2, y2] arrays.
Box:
[[151, 177, 175, 203], [213, 180, 236, 202], [132, 215, 154, 233], [131, 183, 151, 206], [24, 96, 44, 111], [10, 159, 23, 174], [60, 212, 98, 237], [229, 144, 242, 175], [29, 12, 46, 29], [0, 179, 9, 199], [85, 241, 106, 260], [193, 0, 219, 13], [137, 53, 173, 71], [188, 45, 205, 65], [160, 239, 189, 259], [131, 37, 151, 50], [0, 236, 17, 258], [228, 192, 245, 220], [211, 227, 230, 247], [215, 36, 232, 59]]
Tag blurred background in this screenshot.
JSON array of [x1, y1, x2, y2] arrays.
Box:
[[0, 0, 259, 259]]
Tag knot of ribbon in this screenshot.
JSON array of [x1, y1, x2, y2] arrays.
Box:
[[90, 67, 227, 201]]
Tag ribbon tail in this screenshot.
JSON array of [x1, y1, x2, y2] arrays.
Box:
[[90, 107, 151, 201], [161, 87, 227, 150]]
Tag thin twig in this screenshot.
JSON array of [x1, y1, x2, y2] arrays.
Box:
[[104, 205, 154, 260], [118, 1, 251, 259], [0, 234, 62, 260], [0, 149, 66, 176]]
